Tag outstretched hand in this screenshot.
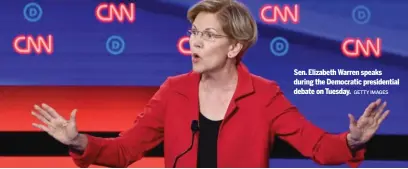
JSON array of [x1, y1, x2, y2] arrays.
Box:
[[31, 103, 79, 145], [347, 98, 390, 147]]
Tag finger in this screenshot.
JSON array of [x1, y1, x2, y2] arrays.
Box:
[[377, 110, 390, 124], [31, 111, 51, 126], [34, 104, 53, 120], [70, 109, 77, 122], [348, 114, 357, 127], [41, 103, 62, 119], [32, 123, 50, 132], [363, 99, 381, 117], [374, 101, 387, 120]]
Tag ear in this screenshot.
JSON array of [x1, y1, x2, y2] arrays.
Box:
[[227, 42, 243, 59]]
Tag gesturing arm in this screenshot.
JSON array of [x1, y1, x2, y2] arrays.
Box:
[[32, 78, 173, 168], [266, 83, 388, 167]]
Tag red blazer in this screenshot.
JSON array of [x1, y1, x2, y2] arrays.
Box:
[[70, 63, 365, 168]]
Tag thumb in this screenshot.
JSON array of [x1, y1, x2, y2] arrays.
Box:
[[70, 109, 77, 122], [348, 113, 357, 127]]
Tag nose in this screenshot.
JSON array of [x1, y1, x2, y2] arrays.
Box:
[[190, 36, 203, 50]]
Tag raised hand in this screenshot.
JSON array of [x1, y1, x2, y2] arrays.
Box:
[[347, 98, 390, 147], [31, 103, 79, 145]]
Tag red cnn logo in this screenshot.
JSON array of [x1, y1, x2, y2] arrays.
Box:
[[259, 4, 300, 24], [95, 3, 135, 23], [177, 36, 191, 56], [13, 35, 54, 55], [341, 38, 382, 58]]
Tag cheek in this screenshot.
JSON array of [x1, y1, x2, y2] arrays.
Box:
[[203, 42, 229, 58]]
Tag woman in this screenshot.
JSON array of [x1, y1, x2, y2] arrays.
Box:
[[31, 0, 390, 168]]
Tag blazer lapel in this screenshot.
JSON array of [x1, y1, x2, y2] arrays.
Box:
[[172, 71, 200, 167], [222, 63, 255, 126]]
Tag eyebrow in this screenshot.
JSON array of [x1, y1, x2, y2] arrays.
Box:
[[192, 24, 219, 32]]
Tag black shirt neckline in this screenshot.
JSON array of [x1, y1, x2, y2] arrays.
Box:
[[197, 112, 223, 168]]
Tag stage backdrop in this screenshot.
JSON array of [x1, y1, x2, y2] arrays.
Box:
[[0, 0, 407, 167]]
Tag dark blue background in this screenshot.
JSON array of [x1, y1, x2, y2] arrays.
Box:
[[1, 0, 407, 133], [0, 0, 407, 167]]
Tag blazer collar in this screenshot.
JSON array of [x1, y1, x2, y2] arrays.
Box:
[[174, 62, 255, 101]]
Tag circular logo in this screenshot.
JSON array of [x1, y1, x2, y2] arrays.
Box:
[[270, 37, 289, 56], [23, 2, 43, 22], [106, 35, 125, 55], [352, 5, 371, 24]]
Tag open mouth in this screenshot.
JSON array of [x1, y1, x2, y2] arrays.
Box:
[[192, 53, 200, 59], [192, 53, 201, 63]]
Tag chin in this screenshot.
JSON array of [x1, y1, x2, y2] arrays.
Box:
[[192, 66, 204, 73], [191, 64, 207, 73]]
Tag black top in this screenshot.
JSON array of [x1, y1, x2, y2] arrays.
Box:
[[197, 112, 223, 168]]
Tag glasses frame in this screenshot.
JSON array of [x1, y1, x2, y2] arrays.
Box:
[[187, 29, 228, 41]]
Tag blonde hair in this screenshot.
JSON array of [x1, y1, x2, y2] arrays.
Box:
[[187, 0, 258, 62]]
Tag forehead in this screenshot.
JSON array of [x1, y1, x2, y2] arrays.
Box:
[[192, 12, 222, 31]]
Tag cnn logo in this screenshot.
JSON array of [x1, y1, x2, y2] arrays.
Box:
[[177, 36, 191, 56], [341, 38, 382, 58], [259, 4, 300, 24], [13, 35, 54, 55], [95, 3, 135, 23]]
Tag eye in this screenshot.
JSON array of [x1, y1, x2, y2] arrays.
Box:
[[192, 30, 199, 35], [204, 32, 214, 38]]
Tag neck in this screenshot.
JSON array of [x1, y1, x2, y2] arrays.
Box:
[[200, 62, 238, 91]]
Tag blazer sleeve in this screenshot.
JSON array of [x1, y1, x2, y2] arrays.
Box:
[[267, 83, 366, 167], [69, 77, 172, 168]]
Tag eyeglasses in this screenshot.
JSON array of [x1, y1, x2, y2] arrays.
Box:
[[187, 29, 228, 41]]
